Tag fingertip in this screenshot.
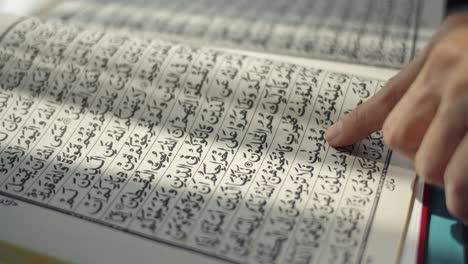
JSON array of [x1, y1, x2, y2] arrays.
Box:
[[325, 120, 343, 146], [326, 106, 376, 147], [326, 111, 374, 147]]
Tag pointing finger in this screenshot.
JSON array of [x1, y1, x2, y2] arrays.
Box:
[[325, 54, 424, 147]]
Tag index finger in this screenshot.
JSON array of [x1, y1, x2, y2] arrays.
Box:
[[325, 56, 423, 147], [325, 14, 468, 147]]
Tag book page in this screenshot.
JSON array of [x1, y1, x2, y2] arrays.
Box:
[[414, 0, 446, 56], [399, 176, 425, 263], [0, 16, 415, 264], [44, 0, 445, 69]]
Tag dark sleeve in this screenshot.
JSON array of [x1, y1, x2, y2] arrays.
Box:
[[447, 0, 467, 6]]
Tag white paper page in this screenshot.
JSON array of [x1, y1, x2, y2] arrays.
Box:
[[0, 16, 416, 264], [399, 176, 425, 264], [414, 0, 447, 55], [0, 0, 54, 16], [44, 0, 443, 69]]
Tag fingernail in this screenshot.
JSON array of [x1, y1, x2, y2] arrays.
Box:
[[325, 120, 342, 143]]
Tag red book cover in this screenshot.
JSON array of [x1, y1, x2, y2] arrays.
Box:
[[417, 185, 430, 264]]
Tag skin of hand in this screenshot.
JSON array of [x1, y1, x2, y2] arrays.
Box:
[[325, 14, 468, 224]]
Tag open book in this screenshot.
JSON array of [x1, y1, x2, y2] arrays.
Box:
[[0, 0, 445, 263]]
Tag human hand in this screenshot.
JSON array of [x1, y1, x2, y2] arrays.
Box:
[[325, 15, 468, 224]]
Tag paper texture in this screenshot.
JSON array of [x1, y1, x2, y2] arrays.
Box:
[[0, 16, 420, 264], [44, 0, 444, 69]]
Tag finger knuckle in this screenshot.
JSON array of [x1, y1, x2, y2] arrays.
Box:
[[347, 105, 364, 125], [442, 67, 468, 100], [382, 122, 403, 149], [445, 82, 466, 100], [415, 154, 443, 185], [382, 114, 416, 150], [414, 154, 432, 181], [436, 103, 458, 125], [429, 38, 464, 68], [411, 87, 441, 109], [379, 78, 402, 107], [379, 89, 398, 110]]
